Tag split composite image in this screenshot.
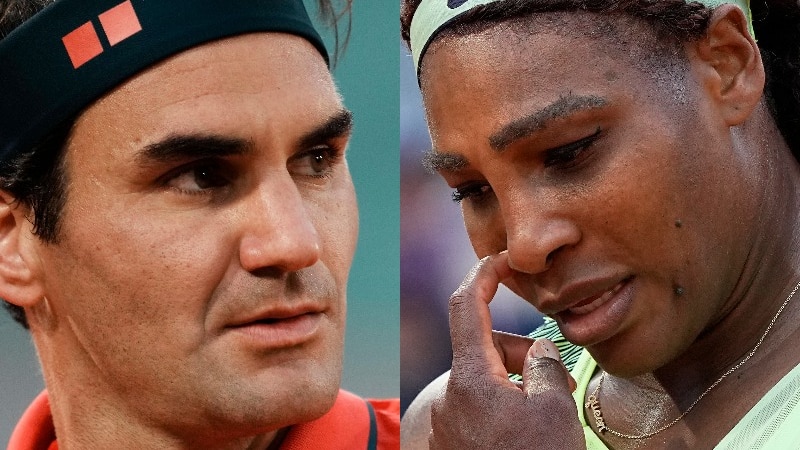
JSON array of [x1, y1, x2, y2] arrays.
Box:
[[1, 0, 799, 449]]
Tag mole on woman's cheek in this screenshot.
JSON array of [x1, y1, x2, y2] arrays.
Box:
[[675, 219, 683, 228]]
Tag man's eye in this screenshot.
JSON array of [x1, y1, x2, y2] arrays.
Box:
[[166, 162, 231, 194], [543, 127, 603, 168], [291, 146, 342, 178], [452, 183, 492, 203]]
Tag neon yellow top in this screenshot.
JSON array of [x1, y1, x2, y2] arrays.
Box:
[[570, 350, 800, 449]]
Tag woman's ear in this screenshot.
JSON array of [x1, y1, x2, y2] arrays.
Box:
[[690, 4, 764, 126], [0, 191, 45, 308]]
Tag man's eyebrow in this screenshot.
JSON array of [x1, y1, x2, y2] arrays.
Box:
[[298, 108, 354, 149], [137, 134, 251, 165], [135, 109, 352, 165], [488, 94, 608, 151], [422, 150, 468, 173]]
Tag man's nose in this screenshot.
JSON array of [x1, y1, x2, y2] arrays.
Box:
[[238, 177, 321, 273]]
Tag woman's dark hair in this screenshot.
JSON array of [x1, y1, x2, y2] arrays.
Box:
[[0, 0, 352, 328], [400, 0, 800, 160]]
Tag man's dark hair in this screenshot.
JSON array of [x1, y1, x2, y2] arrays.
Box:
[[400, 0, 800, 161], [1, 0, 66, 328], [0, 0, 353, 328]]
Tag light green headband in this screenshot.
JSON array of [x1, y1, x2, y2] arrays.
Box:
[[410, 0, 755, 75]]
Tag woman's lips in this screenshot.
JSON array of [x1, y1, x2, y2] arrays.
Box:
[[567, 279, 627, 315], [554, 277, 635, 346]]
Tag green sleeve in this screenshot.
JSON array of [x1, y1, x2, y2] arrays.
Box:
[[509, 317, 583, 382]]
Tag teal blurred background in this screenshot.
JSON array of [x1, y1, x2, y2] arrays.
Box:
[[326, 1, 400, 399], [0, 1, 399, 444]]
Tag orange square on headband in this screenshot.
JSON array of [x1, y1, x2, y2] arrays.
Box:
[[98, 0, 142, 46], [62, 21, 103, 69]]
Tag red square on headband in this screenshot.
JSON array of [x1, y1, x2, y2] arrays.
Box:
[[99, 0, 142, 46], [62, 21, 103, 69]]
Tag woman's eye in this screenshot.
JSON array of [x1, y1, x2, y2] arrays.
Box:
[[291, 146, 342, 178], [452, 183, 493, 203], [544, 127, 602, 168], [166, 161, 231, 194]]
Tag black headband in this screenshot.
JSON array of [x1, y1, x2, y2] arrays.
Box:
[[0, 0, 328, 163]]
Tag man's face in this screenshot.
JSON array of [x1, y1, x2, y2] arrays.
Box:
[[420, 19, 760, 377], [30, 33, 358, 439]]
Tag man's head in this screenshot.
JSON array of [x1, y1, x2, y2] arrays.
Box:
[[0, 0, 357, 446], [403, 0, 800, 376], [0, 0, 350, 325]]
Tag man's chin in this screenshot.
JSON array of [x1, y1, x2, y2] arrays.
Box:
[[253, 359, 342, 422], [189, 375, 341, 438]]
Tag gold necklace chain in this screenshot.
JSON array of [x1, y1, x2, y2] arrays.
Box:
[[584, 278, 800, 440]]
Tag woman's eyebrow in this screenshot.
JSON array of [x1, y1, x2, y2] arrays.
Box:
[[422, 95, 609, 174], [422, 149, 468, 173], [489, 94, 608, 151]]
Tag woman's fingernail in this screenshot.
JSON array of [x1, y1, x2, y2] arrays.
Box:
[[532, 339, 560, 360]]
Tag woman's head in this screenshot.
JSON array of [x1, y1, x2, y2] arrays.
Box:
[[402, 0, 800, 158], [404, 0, 800, 375]]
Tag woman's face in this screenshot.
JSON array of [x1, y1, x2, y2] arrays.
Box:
[[419, 17, 760, 377]]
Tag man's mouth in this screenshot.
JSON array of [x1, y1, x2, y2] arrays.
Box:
[[227, 305, 326, 349]]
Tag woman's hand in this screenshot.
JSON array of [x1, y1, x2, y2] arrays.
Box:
[[428, 252, 585, 449]]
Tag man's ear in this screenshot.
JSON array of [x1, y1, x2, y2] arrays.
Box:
[[0, 191, 45, 307], [691, 4, 764, 126]]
